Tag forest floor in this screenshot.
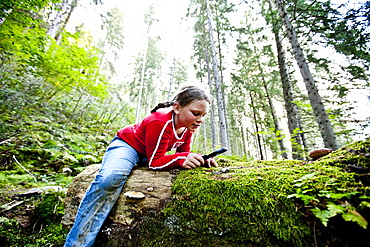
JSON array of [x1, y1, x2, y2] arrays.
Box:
[[1, 139, 370, 246], [0, 181, 68, 246]]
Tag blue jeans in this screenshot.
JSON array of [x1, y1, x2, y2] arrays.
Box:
[[64, 137, 142, 247]]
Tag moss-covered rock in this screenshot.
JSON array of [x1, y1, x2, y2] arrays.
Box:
[[138, 140, 370, 247]]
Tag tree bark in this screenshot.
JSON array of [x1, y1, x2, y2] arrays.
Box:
[[206, 0, 229, 149], [135, 33, 149, 123], [205, 46, 218, 149], [168, 57, 176, 100], [274, 31, 305, 159], [274, 0, 339, 150], [238, 116, 247, 157], [257, 58, 288, 159], [249, 91, 264, 160], [47, 0, 72, 39], [214, 8, 228, 135], [55, 0, 77, 44]]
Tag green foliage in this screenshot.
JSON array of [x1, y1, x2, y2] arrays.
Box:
[[0, 217, 22, 245], [284, 0, 369, 64], [0, 0, 133, 174], [0, 172, 38, 189], [325, 2, 370, 63], [33, 192, 65, 227], [0, 191, 68, 247], [0, 116, 112, 174], [0, 0, 54, 28], [288, 171, 368, 228], [0, 18, 107, 105], [37, 34, 107, 98], [29, 223, 68, 247], [0, 1, 133, 244], [287, 139, 370, 229], [311, 203, 369, 229]]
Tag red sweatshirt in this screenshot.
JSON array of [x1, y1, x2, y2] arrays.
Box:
[[116, 109, 193, 170]]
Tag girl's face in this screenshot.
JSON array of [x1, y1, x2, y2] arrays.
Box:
[[173, 99, 209, 132]]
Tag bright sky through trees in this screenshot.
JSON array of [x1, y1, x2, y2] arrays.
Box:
[[67, 0, 370, 140], [67, 0, 197, 84]]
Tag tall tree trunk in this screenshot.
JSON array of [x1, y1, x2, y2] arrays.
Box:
[[136, 6, 155, 123], [214, 8, 229, 135], [47, 0, 72, 39], [168, 57, 176, 100], [135, 37, 149, 123], [94, 45, 112, 84], [274, 30, 305, 159], [205, 45, 217, 149], [249, 91, 264, 160], [238, 116, 247, 157], [206, 0, 229, 149], [274, 0, 339, 150], [71, 89, 85, 119], [202, 121, 207, 150], [55, 0, 77, 44], [297, 114, 308, 151], [257, 58, 288, 159]]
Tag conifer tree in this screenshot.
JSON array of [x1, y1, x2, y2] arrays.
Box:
[[274, 0, 339, 150]]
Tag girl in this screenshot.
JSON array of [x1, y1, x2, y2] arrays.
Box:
[[64, 85, 218, 247]]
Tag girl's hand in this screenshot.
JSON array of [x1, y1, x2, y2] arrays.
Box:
[[182, 153, 203, 169], [182, 153, 219, 169]]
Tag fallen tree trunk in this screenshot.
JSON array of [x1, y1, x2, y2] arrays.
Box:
[[62, 164, 175, 226], [62, 140, 370, 246]]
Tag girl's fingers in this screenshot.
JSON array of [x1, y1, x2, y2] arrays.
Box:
[[184, 153, 203, 169], [183, 154, 221, 169]]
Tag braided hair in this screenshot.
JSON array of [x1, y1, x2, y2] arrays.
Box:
[[150, 86, 211, 113], [150, 101, 175, 113]]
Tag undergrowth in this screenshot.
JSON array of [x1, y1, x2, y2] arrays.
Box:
[[0, 191, 68, 247]]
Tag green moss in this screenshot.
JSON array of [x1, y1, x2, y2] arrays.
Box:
[[149, 160, 310, 246], [33, 192, 65, 227], [141, 141, 370, 246], [0, 217, 22, 245], [28, 223, 68, 247], [317, 140, 370, 169]]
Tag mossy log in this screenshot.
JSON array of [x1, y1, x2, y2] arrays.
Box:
[[62, 140, 370, 246]]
